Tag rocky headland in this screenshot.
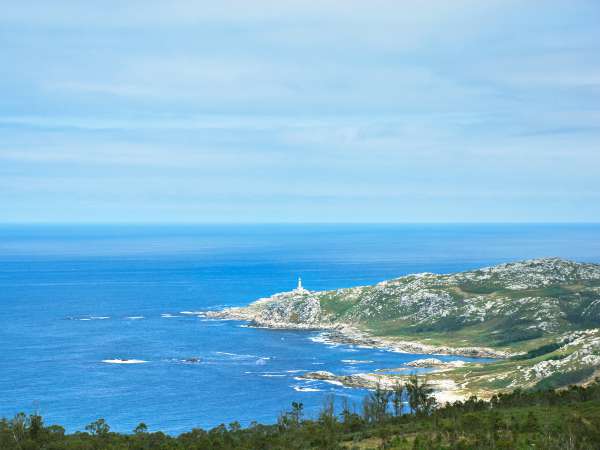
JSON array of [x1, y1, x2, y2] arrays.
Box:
[[206, 258, 600, 400]]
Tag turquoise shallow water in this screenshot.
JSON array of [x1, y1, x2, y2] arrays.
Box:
[[1, 224, 600, 433]]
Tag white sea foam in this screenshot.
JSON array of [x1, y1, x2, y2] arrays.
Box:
[[161, 313, 181, 318], [293, 377, 319, 383], [293, 385, 322, 392], [102, 359, 147, 364], [126, 316, 144, 320], [180, 311, 204, 315], [262, 374, 285, 377], [215, 351, 254, 358], [76, 316, 109, 321], [215, 352, 268, 361], [309, 334, 329, 344], [341, 360, 374, 364]]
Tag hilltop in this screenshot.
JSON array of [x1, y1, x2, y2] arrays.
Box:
[[209, 258, 600, 397]]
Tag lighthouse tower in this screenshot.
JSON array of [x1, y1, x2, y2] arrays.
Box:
[[295, 276, 308, 293]]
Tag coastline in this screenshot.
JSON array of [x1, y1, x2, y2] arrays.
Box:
[[309, 327, 512, 359], [201, 260, 600, 408], [205, 308, 512, 359], [204, 309, 504, 403]]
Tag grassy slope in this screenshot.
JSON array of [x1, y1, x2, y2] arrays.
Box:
[[314, 260, 600, 393], [319, 280, 600, 349]]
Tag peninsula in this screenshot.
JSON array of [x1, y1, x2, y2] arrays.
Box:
[[207, 258, 600, 400]]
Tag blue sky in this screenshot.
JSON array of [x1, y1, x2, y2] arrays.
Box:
[[1, 0, 599, 223]]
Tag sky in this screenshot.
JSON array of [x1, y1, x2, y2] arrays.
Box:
[[1, 0, 599, 223]]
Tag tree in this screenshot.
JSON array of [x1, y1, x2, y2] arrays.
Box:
[[28, 414, 43, 441], [85, 418, 110, 436], [362, 383, 391, 423], [133, 422, 148, 435], [406, 375, 436, 416], [290, 401, 304, 426], [392, 382, 405, 417], [278, 401, 304, 431]]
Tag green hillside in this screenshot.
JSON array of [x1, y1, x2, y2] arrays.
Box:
[[212, 258, 600, 396], [317, 258, 600, 350]]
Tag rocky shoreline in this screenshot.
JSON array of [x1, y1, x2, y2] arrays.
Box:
[[311, 328, 512, 359], [205, 307, 512, 359], [202, 259, 600, 401], [297, 369, 467, 404], [203, 310, 500, 403]]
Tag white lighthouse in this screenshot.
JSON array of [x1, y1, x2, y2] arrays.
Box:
[[295, 276, 308, 293]]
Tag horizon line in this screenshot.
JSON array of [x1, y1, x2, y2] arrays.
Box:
[[1, 221, 600, 226]]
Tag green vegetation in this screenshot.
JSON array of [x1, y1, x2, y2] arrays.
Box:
[[534, 367, 597, 390], [314, 259, 600, 396], [316, 259, 600, 352], [4, 378, 600, 449], [511, 342, 562, 361], [218, 259, 600, 404]]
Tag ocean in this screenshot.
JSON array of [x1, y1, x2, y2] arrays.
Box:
[[1, 223, 600, 433]]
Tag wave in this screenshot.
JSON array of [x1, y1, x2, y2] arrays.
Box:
[[292, 377, 348, 389], [215, 352, 271, 359], [161, 313, 182, 318], [261, 374, 286, 377], [309, 334, 332, 345], [214, 352, 271, 365], [70, 316, 110, 321], [126, 316, 144, 320], [292, 385, 322, 392], [341, 360, 374, 364], [180, 311, 204, 315], [102, 359, 147, 364], [215, 351, 255, 358], [245, 370, 277, 374]]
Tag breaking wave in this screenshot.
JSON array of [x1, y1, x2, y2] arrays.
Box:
[[292, 385, 322, 392], [102, 359, 147, 364]]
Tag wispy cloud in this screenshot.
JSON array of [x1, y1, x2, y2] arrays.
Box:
[[1, 0, 599, 222]]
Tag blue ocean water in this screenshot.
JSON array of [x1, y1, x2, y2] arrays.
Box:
[[1, 224, 600, 434]]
